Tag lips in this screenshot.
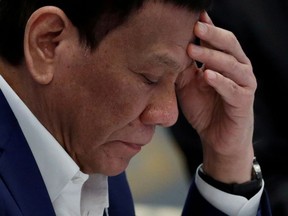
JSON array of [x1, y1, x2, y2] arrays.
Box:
[[107, 130, 154, 156], [118, 133, 153, 150], [121, 142, 144, 151]]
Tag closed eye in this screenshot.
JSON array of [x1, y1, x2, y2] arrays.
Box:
[[141, 74, 158, 85]]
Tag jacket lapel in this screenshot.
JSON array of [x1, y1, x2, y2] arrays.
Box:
[[0, 90, 56, 216]]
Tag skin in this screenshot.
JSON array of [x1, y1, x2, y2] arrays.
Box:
[[0, 2, 256, 184]]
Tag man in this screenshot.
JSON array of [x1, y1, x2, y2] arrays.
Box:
[[170, 0, 288, 215], [0, 0, 271, 215]]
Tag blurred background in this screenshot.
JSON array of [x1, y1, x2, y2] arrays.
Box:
[[127, 1, 288, 215], [126, 126, 190, 216]]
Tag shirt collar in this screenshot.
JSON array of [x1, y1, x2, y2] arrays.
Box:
[[0, 75, 80, 201], [0, 76, 108, 209]]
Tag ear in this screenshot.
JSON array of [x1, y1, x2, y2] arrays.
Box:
[[24, 6, 73, 84]]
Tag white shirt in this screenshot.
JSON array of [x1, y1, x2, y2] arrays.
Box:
[[0, 75, 263, 216], [0, 76, 109, 216], [195, 165, 264, 216]]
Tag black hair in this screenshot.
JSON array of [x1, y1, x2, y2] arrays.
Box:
[[0, 0, 212, 65]]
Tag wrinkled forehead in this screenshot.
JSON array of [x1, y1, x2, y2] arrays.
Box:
[[124, 1, 199, 46], [116, 1, 199, 72]]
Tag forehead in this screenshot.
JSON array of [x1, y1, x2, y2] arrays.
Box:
[[126, 2, 199, 41], [117, 1, 199, 69]]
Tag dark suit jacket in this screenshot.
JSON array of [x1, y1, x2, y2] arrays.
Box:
[[0, 90, 272, 215], [0, 90, 134, 216]]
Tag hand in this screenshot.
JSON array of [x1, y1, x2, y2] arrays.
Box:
[[176, 12, 256, 183]]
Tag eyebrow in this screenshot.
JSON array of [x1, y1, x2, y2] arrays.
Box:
[[146, 53, 182, 72]]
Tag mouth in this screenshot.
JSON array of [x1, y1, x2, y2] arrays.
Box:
[[121, 141, 144, 152]]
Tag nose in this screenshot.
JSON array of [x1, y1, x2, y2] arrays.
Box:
[[140, 87, 179, 127]]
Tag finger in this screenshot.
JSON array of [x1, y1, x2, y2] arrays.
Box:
[[176, 62, 200, 89], [197, 12, 215, 62], [194, 21, 250, 65], [204, 69, 256, 106], [199, 11, 214, 25], [188, 44, 256, 87], [198, 11, 214, 50]]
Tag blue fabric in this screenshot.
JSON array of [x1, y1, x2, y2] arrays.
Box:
[[0, 90, 135, 216], [108, 173, 135, 216], [0, 90, 272, 215], [0, 90, 56, 216]]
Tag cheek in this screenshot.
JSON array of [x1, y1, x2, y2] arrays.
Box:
[[71, 76, 148, 168], [97, 77, 146, 124], [74, 66, 149, 141], [63, 47, 150, 146], [91, 63, 147, 117]]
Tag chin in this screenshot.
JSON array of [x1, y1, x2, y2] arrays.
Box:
[[97, 158, 131, 176], [106, 164, 130, 177], [79, 151, 134, 175]]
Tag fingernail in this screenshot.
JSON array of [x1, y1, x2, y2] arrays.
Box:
[[206, 70, 216, 80], [197, 22, 207, 34]]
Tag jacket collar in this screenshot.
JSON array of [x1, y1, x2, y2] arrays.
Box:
[[0, 90, 56, 216]]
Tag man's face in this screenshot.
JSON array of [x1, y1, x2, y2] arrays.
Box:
[[53, 2, 198, 175]]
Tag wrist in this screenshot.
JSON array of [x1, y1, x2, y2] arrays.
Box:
[[199, 157, 263, 199], [202, 147, 254, 183]]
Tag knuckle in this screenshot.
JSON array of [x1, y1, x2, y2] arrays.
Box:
[[228, 56, 239, 72], [230, 82, 239, 94], [228, 31, 238, 44], [242, 64, 252, 74], [244, 65, 257, 89], [224, 31, 239, 50]]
